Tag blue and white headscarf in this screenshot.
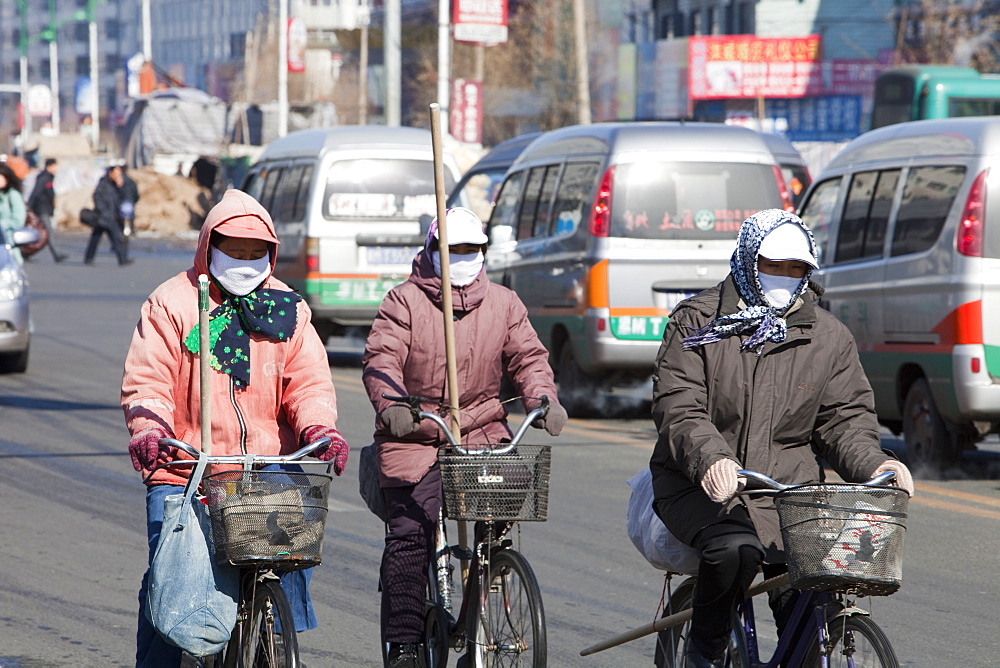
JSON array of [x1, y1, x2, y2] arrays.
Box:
[[682, 209, 818, 353]]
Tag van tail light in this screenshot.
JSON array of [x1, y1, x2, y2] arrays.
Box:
[[306, 238, 320, 272], [589, 166, 615, 237], [585, 259, 609, 309], [772, 165, 794, 212], [958, 169, 988, 257]]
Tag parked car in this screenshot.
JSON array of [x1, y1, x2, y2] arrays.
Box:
[[484, 121, 798, 415], [447, 132, 542, 222], [797, 116, 1000, 467], [241, 126, 462, 340], [0, 227, 41, 373], [763, 132, 812, 208]]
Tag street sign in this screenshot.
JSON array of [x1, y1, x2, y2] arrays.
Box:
[[27, 84, 52, 117], [453, 0, 508, 45], [450, 78, 482, 144]]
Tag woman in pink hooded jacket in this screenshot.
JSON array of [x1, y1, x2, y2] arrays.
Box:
[[122, 189, 349, 667], [362, 207, 568, 668]]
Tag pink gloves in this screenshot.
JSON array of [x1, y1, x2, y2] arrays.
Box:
[[128, 426, 174, 472], [701, 458, 744, 503], [871, 460, 915, 496], [302, 425, 349, 476]]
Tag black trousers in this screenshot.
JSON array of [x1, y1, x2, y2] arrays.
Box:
[[689, 504, 802, 661], [84, 222, 129, 264]]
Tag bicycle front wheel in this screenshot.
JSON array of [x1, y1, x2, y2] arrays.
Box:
[[804, 614, 899, 668], [467, 549, 546, 667], [226, 579, 299, 668], [653, 576, 747, 668]]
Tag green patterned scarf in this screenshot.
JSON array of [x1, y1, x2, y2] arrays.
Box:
[[185, 288, 301, 388]]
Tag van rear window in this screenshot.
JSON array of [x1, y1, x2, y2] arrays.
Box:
[[611, 162, 781, 239], [322, 159, 454, 220]]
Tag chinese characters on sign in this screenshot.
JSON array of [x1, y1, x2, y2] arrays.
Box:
[[451, 78, 483, 144], [453, 0, 509, 44], [689, 35, 822, 99]]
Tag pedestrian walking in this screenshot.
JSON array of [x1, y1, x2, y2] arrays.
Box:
[[119, 165, 140, 239], [0, 162, 27, 265], [649, 209, 914, 667], [27, 158, 67, 262], [362, 207, 568, 668], [83, 164, 131, 266], [122, 188, 350, 666]]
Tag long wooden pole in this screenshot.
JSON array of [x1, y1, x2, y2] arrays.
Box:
[[198, 275, 212, 456], [579, 574, 791, 657], [429, 103, 468, 573]]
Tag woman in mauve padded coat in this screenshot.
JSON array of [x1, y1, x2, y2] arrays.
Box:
[[362, 208, 566, 666]]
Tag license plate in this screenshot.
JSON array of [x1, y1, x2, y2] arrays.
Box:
[[366, 246, 419, 266]]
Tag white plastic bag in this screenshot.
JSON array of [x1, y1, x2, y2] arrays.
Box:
[[626, 468, 701, 574]]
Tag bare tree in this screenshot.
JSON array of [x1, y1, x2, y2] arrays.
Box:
[[896, 0, 1000, 71]]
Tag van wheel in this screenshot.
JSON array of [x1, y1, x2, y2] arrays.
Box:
[[0, 344, 28, 374], [902, 378, 958, 469], [557, 344, 600, 417]]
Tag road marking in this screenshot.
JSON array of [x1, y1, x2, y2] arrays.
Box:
[[912, 481, 1000, 509], [908, 495, 1000, 520]]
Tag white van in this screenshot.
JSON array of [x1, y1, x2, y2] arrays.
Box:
[[797, 116, 1000, 467], [241, 126, 460, 340], [485, 122, 799, 415]]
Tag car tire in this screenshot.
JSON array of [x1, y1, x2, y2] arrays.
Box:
[[0, 343, 29, 374]]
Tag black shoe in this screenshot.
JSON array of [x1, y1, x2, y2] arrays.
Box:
[[119, 258, 134, 266], [685, 642, 726, 668], [54, 254, 67, 263], [387, 642, 426, 668]]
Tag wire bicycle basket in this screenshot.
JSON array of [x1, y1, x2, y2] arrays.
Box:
[[438, 444, 551, 521], [775, 483, 908, 596], [203, 469, 332, 570]]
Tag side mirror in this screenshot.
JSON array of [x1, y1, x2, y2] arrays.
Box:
[[9, 227, 40, 248]]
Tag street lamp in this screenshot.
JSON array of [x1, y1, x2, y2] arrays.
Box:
[[15, 0, 31, 149]]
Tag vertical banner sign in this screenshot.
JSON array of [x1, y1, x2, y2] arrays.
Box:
[[450, 78, 483, 144], [453, 0, 509, 45], [689, 35, 822, 99], [288, 17, 307, 73]]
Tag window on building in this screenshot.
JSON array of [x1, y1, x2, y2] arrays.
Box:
[[230, 33, 246, 60], [74, 21, 88, 42], [690, 10, 702, 36], [105, 19, 119, 40], [76, 56, 89, 76]]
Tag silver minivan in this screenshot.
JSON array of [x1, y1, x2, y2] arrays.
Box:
[[797, 116, 1000, 468], [242, 126, 461, 340], [485, 122, 798, 415]]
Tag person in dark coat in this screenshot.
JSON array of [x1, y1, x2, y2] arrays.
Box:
[[119, 166, 139, 237], [27, 158, 67, 262], [649, 209, 914, 668], [84, 164, 131, 266]]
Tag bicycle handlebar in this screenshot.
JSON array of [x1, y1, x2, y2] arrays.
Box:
[[381, 393, 550, 455], [152, 437, 331, 469], [737, 469, 897, 493]]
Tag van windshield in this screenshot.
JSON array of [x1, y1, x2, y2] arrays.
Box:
[[322, 159, 454, 220], [611, 162, 781, 239]]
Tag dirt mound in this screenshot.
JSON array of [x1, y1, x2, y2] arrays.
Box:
[[57, 168, 213, 236]]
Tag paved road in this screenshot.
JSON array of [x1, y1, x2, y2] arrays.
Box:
[[0, 235, 998, 666]]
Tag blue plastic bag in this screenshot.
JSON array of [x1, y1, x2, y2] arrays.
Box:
[[145, 453, 240, 656]]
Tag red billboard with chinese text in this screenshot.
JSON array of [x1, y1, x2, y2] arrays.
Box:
[[689, 35, 822, 99]]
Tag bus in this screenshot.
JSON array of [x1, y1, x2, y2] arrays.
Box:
[[871, 64, 1000, 129]]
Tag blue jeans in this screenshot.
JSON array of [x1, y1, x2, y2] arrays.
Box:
[[136, 467, 318, 667]]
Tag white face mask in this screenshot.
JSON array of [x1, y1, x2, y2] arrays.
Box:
[[209, 246, 271, 296], [758, 273, 803, 309], [432, 251, 485, 287]]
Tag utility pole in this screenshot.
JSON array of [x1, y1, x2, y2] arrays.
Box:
[[47, 0, 60, 133], [16, 0, 31, 149], [359, 1, 369, 125], [437, 0, 450, 135], [141, 0, 152, 61], [87, 0, 100, 149], [385, 0, 400, 126], [573, 0, 591, 125], [278, 0, 289, 137]]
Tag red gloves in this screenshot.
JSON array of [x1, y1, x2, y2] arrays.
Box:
[[302, 425, 349, 476], [128, 426, 174, 472]]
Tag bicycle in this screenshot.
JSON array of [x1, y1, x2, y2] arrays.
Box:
[[146, 435, 334, 668], [653, 469, 908, 668], [381, 394, 553, 668]]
